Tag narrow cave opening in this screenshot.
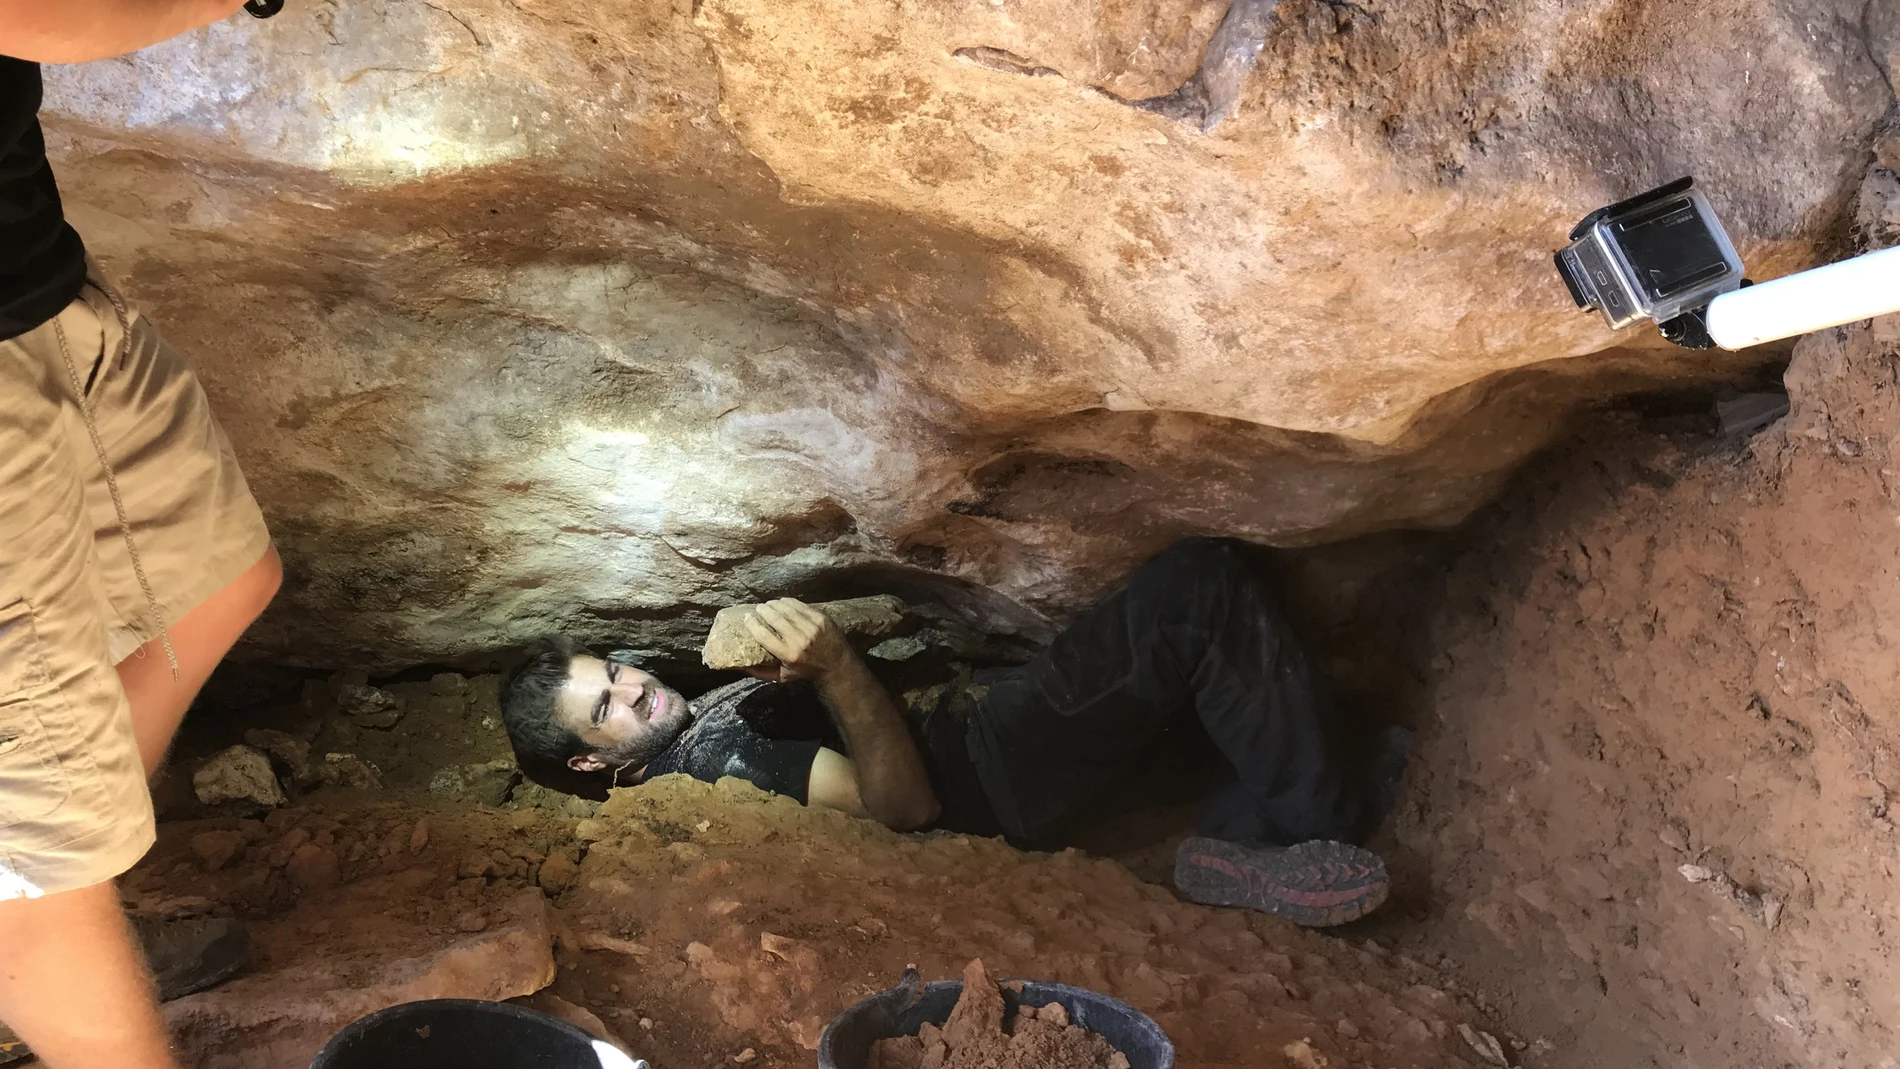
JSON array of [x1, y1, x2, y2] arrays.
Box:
[[5, 5, 1897, 1069]]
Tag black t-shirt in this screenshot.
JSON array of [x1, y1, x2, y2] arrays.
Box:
[[1, 57, 87, 341], [643, 677, 1002, 836]]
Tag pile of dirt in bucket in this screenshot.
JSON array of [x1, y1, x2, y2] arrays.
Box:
[[869, 960, 1128, 1069]]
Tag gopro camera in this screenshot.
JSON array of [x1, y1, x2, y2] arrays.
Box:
[[1555, 177, 1744, 333]]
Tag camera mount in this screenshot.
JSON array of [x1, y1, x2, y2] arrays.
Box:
[[1556, 177, 1900, 350]]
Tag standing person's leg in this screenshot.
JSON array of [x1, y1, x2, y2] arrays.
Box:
[[117, 549, 281, 776], [0, 275, 277, 1066], [0, 288, 185, 1069], [74, 275, 279, 776]]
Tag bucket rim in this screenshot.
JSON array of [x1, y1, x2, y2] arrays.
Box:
[[309, 997, 603, 1068]]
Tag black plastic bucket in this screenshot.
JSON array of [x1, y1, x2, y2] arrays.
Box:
[[817, 971, 1173, 1069], [308, 998, 647, 1069]]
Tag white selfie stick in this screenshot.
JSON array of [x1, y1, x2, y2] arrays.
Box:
[[1706, 245, 1900, 350]]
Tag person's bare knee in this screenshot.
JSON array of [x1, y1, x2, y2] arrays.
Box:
[[230, 546, 283, 622]]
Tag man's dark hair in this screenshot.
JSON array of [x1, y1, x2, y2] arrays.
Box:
[[502, 636, 589, 763]]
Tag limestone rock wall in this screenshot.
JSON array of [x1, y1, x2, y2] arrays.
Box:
[[40, 0, 1895, 667]]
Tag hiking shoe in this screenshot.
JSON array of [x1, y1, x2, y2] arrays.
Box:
[[129, 913, 251, 1001], [0, 1024, 27, 1066], [1173, 836, 1389, 927]]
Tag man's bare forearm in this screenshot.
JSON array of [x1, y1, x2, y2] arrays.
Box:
[[815, 656, 941, 830], [1, 0, 246, 63], [0, 880, 179, 1069]]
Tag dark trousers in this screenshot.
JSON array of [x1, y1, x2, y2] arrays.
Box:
[[965, 538, 1369, 848]]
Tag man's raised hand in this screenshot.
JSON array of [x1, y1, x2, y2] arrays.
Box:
[[742, 599, 853, 683]]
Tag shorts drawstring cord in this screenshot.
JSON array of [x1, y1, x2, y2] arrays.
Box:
[[51, 298, 180, 681]]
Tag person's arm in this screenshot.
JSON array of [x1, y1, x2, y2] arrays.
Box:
[[0, 0, 246, 64], [804, 746, 872, 819], [0, 880, 179, 1069], [745, 599, 941, 831]]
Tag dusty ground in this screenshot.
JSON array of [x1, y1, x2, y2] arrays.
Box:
[[132, 752, 1511, 1069], [1363, 314, 1900, 1069]]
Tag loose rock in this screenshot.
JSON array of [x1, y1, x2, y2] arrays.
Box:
[[336, 683, 403, 729], [703, 596, 908, 671], [244, 728, 319, 787], [536, 851, 579, 894], [286, 844, 341, 893], [190, 830, 247, 872], [192, 746, 286, 808], [318, 753, 382, 790]]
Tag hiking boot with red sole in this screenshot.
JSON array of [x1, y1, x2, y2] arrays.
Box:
[[1173, 837, 1389, 927]]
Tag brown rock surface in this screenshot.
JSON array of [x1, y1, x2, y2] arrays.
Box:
[[31, 0, 1893, 668], [161, 883, 556, 1069]]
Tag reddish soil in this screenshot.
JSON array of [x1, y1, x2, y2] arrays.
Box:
[[1368, 317, 1900, 1069], [127, 768, 1508, 1069]]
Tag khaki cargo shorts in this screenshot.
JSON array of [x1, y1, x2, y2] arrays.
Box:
[[0, 270, 271, 900]]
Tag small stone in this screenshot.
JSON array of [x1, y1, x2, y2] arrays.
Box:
[[1679, 863, 1716, 883], [243, 728, 319, 787], [608, 984, 620, 994], [702, 595, 907, 670], [192, 746, 287, 808], [694, 820, 711, 832], [428, 760, 520, 806], [318, 753, 382, 790], [1281, 1039, 1327, 1069], [456, 909, 489, 933], [459, 852, 498, 880], [639, 1018, 653, 1031], [280, 827, 311, 855], [1036, 1001, 1069, 1026], [867, 634, 929, 661], [190, 830, 247, 872], [1457, 1023, 1509, 1067], [537, 852, 579, 893], [409, 818, 430, 854], [337, 683, 403, 728], [574, 819, 609, 843], [430, 672, 468, 696], [732, 1049, 756, 1064], [286, 844, 341, 892]]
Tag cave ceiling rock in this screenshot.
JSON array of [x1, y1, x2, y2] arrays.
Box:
[[38, 0, 1896, 667]]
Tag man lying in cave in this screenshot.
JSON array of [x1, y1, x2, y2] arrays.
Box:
[[501, 539, 1404, 928]]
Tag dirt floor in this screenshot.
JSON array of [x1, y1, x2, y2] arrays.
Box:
[[130, 764, 1509, 1069]]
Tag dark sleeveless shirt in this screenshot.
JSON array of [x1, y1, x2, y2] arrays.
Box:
[[1, 57, 87, 341]]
